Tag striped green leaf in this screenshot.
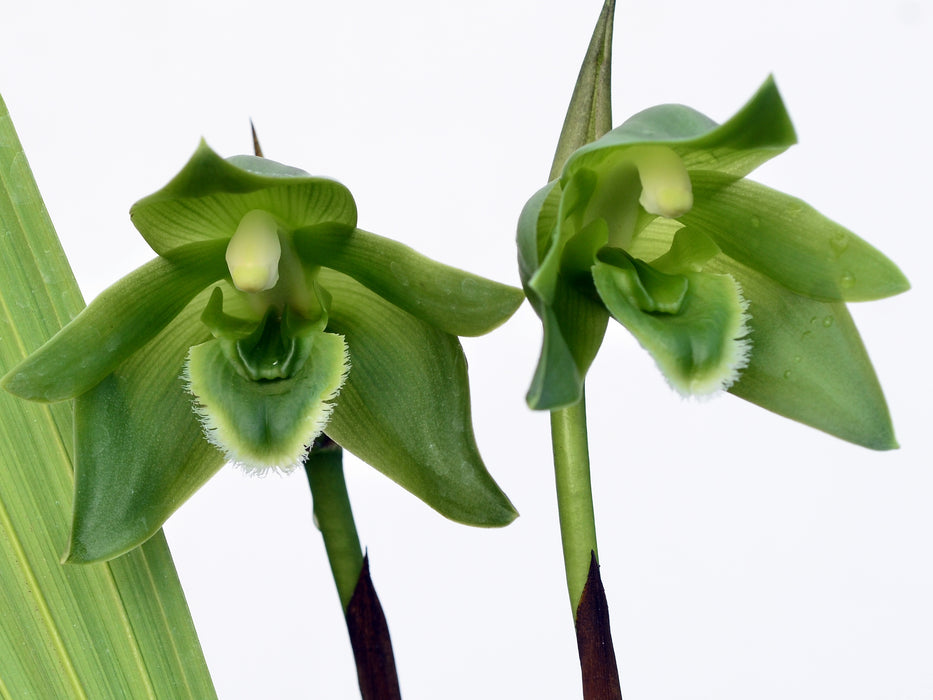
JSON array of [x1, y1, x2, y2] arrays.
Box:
[[0, 94, 215, 698]]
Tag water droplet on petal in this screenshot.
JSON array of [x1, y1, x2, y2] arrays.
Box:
[[783, 369, 792, 379], [829, 232, 849, 256], [793, 355, 802, 363], [801, 330, 812, 340], [822, 315, 834, 327], [840, 271, 856, 289], [750, 215, 761, 228]]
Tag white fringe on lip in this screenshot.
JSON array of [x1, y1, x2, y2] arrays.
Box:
[[182, 340, 351, 476], [666, 273, 752, 399]]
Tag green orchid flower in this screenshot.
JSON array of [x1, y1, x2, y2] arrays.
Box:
[[518, 76, 908, 449], [3, 142, 522, 562]]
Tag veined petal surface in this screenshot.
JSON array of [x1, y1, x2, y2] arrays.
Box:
[[294, 226, 523, 336], [130, 142, 358, 255], [320, 270, 517, 527], [2, 239, 228, 402], [682, 172, 910, 302], [564, 76, 797, 182], [67, 285, 225, 563]]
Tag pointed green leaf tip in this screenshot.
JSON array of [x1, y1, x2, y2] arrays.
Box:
[[519, 74, 907, 449], [8, 139, 520, 561], [550, 0, 616, 180]]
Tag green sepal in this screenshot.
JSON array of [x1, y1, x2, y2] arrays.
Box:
[[518, 180, 609, 410], [185, 330, 348, 470], [681, 171, 910, 302], [319, 269, 517, 526], [67, 286, 224, 563], [524, 280, 609, 410], [293, 226, 522, 336], [129, 141, 358, 256], [717, 258, 898, 449], [529, 170, 601, 303], [517, 180, 562, 292], [564, 75, 796, 183], [592, 256, 750, 396], [2, 239, 228, 402]]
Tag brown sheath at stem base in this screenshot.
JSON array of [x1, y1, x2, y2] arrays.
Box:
[[345, 554, 402, 700], [575, 551, 622, 700]]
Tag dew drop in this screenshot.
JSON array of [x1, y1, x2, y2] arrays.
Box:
[[822, 315, 834, 327], [809, 316, 818, 325], [783, 369, 792, 379], [840, 271, 856, 289], [801, 330, 812, 340], [829, 232, 849, 256], [793, 355, 802, 364], [750, 215, 761, 228]]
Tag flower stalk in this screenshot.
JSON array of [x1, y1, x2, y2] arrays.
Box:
[[305, 436, 363, 610], [538, 1, 623, 696], [551, 393, 598, 614], [304, 436, 401, 699]]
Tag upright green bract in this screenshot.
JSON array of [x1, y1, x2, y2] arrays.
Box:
[[518, 77, 908, 448], [3, 142, 522, 562]]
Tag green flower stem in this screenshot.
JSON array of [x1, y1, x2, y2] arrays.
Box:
[[551, 392, 599, 616], [304, 437, 364, 611]]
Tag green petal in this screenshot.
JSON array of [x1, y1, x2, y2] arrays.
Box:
[[293, 226, 523, 336], [714, 257, 898, 449], [185, 331, 348, 471], [682, 171, 910, 301], [517, 180, 562, 284], [319, 269, 517, 527], [129, 141, 358, 255], [67, 286, 224, 563], [518, 180, 609, 410], [565, 75, 796, 182], [2, 239, 227, 402], [593, 255, 751, 396], [519, 179, 570, 303], [525, 279, 609, 410]]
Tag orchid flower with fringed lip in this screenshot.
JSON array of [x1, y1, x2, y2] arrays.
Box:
[[3, 143, 523, 562], [518, 76, 908, 448]]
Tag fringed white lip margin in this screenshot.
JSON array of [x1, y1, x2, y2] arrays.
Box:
[[183, 334, 350, 476]]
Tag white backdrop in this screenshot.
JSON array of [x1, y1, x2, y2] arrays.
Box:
[[1, 0, 930, 697]]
